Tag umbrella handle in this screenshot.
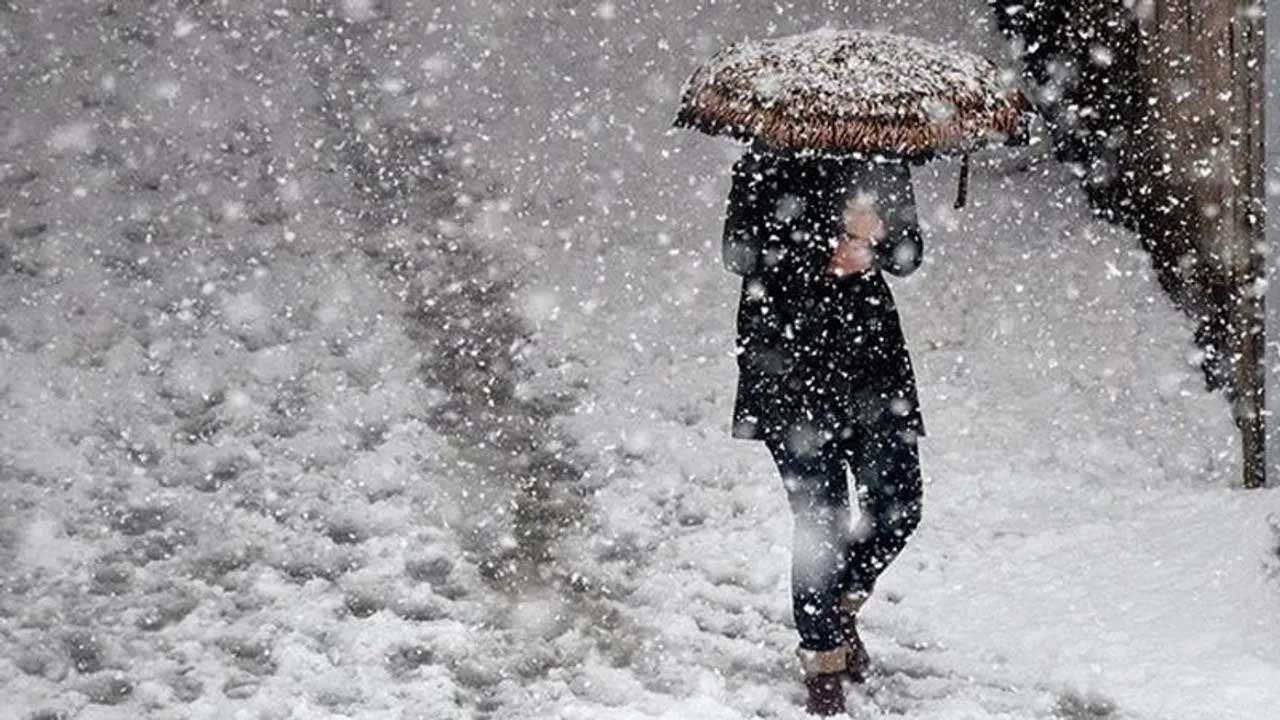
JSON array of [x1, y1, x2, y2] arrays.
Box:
[[954, 153, 969, 209]]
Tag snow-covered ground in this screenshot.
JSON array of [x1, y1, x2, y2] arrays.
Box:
[[2, 2, 1278, 719]]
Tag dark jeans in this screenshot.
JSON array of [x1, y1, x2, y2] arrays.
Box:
[[765, 425, 923, 652]]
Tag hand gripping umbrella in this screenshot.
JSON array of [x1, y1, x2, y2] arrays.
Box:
[[674, 29, 1034, 207]]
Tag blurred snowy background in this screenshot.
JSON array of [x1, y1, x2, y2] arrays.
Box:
[[1, 1, 1278, 719]]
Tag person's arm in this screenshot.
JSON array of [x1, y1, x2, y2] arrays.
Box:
[[869, 162, 924, 278], [721, 153, 770, 277]]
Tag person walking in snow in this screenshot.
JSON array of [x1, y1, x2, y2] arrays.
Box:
[[723, 142, 926, 715]]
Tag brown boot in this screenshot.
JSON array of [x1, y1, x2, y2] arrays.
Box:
[[838, 591, 872, 683], [803, 674, 846, 716], [797, 647, 847, 716]]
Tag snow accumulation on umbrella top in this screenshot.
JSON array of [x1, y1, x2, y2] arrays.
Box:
[[725, 29, 1002, 112], [677, 28, 1031, 156]]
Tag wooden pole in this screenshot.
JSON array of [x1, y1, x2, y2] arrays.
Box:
[[1231, 0, 1267, 488]]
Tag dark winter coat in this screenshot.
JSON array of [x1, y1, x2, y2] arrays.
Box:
[[723, 147, 926, 445]]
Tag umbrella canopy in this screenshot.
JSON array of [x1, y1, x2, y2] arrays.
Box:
[[675, 28, 1032, 158]]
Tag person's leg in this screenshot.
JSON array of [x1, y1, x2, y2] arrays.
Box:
[[764, 431, 852, 657], [843, 426, 923, 597]]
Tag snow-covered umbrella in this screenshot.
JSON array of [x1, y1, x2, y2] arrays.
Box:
[[674, 29, 1033, 205]]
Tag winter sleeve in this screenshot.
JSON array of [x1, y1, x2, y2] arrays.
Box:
[[871, 162, 924, 278], [721, 154, 768, 277]]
